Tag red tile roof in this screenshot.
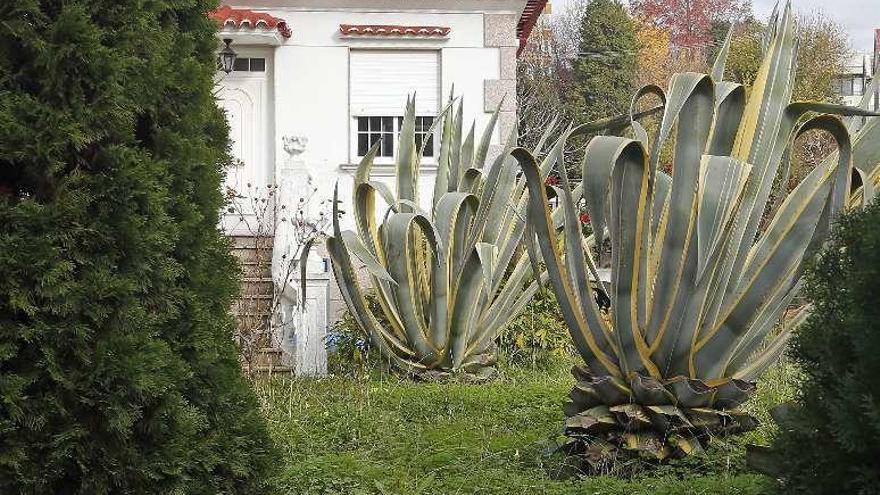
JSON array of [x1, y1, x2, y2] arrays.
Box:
[[517, 0, 549, 55], [210, 5, 292, 39], [339, 24, 451, 37]]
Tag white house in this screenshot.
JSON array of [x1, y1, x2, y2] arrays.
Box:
[[836, 52, 875, 107], [211, 0, 548, 374]]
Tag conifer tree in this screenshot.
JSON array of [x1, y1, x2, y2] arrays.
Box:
[[0, 1, 276, 493], [571, 0, 638, 125], [769, 201, 880, 494]]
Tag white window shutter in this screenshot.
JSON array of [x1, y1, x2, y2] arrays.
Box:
[[350, 50, 439, 116]]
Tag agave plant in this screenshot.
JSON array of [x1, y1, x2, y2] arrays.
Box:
[[325, 96, 561, 377], [514, 1, 879, 466]]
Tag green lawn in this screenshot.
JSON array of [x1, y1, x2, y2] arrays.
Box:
[[257, 359, 792, 494]]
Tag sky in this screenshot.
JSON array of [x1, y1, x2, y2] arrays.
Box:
[[551, 0, 879, 53]]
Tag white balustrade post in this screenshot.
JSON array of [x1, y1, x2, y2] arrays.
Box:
[[272, 135, 328, 376]]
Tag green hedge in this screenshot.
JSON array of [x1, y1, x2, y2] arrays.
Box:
[[770, 201, 880, 494], [0, 1, 275, 492]]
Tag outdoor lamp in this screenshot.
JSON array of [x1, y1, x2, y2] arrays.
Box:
[[219, 38, 237, 74]]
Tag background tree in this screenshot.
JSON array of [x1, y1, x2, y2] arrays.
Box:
[[768, 201, 880, 494], [571, 0, 639, 126], [518, 16, 573, 150], [630, 0, 752, 51], [634, 20, 675, 88], [792, 12, 850, 102], [723, 18, 765, 89], [0, 1, 276, 493]]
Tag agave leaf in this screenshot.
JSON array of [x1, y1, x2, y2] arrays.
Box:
[[474, 100, 503, 169], [709, 82, 746, 156], [475, 242, 498, 290], [327, 235, 419, 362], [461, 168, 483, 194], [340, 230, 396, 285], [695, 156, 751, 281], [600, 137, 659, 378], [532, 115, 559, 159], [560, 143, 616, 356], [726, 279, 803, 374], [396, 199, 431, 218], [298, 238, 315, 309], [710, 25, 735, 82], [469, 130, 518, 247], [396, 97, 418, 212], [460, 123, 476, 184], [328, 184, 419, 363], [645, 73, 715, 352], [851, 166, 875, 206], [448, 98, 464, 190], [735, 304, 809, 382], [383, 212, 441, 365], [366, 180, 397, 210], [731, 1, 796, 165], [697, 117, 852, 378], [853, 116, 880, 177], [433, 97, 456, 211], [515, 147, 621, 378], [581, 139, 616, 258], [419, 96, 456, 158], [449, 248, 485, 367]]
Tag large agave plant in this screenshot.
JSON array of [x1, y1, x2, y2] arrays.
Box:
[[514, 2, 879, 466], [325, 97, 569, 377]]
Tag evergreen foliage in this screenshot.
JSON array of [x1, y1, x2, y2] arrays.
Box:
[[571, 0, 638, 125], [770, 201, 880, 494], [0, 1, 276, 493]]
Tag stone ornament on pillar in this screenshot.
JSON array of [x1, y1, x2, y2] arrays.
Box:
[[272, 134, 329, 376]]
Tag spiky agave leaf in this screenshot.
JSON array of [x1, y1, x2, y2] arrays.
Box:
[[515, 0, 879, 466]]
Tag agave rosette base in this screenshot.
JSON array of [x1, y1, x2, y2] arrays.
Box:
[[563, 365, 757, 464]]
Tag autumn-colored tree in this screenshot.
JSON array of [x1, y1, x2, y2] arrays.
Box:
[[793, 13, 850, 102], [635, 20, 673, 88], [630, 0, 751, 50]]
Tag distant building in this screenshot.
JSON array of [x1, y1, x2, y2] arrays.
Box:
[[833, 29, 879, 109], [835, 52, 873, 107], [210, 0, 548, 373]]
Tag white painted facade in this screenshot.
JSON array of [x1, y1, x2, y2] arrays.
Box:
[[213, 0, 538, 374], [837, 52, 875, 107]]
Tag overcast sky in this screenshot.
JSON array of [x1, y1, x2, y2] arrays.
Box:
[[551, 0, 879, 53]]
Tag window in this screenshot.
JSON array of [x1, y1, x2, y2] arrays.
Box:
[[356, 116, 435, 157], [350, 50, 439, 161], [232, 57, 266, 72], [853, 75, 865, 95], [835, 75, 865, 97]]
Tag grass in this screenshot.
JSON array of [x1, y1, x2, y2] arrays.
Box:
[[257, 357, 793, 494]]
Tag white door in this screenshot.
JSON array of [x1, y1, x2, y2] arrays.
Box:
[[218, 51, 273, 235]]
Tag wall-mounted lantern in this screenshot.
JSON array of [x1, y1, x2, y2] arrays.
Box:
[[218, 38, 237, 74]]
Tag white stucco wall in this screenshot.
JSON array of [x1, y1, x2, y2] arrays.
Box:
[[219, 1, 524, 348], [265, 9, 506, 219]]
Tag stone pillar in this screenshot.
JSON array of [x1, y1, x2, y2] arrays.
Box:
[[273, 135, 329, 376], [483, 13, 519, 159]]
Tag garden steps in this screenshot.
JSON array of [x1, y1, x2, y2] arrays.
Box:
[[250, 347, 294, 374], [228, 235, 288, 373]]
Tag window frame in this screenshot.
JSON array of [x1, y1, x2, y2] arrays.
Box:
[[351, 115, 437, 164]]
